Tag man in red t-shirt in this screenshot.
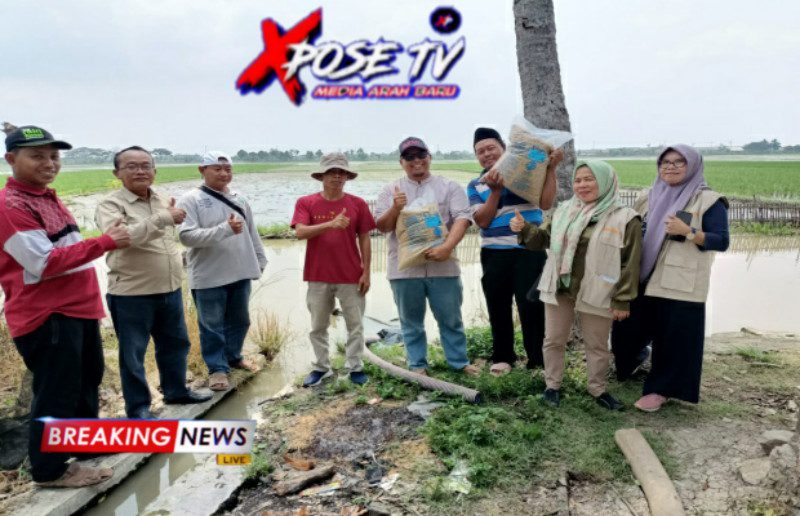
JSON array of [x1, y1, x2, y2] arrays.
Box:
[[291, 153, 376, 386]]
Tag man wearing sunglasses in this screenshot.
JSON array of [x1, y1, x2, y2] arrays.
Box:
[[375, 137, 479, 376]]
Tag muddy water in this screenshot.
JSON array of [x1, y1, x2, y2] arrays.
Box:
[[83, 206, 799, 514]]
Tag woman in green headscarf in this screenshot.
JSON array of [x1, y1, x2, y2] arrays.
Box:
[[510, 160, 642, 410]]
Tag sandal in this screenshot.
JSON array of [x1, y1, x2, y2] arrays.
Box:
[[634, 393, 667, 412], [231, 358, 260, 373], [489, 362, 512, 376], [410, 368, 428, 376], [462, 364, 481, 377], [38, 462, 113, 488], [208, 372, 229, 391]]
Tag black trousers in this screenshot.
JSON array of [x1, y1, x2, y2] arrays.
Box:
[[611, 286, 653, 380], [612, 293, 706, 403], [480, 247, 546, 367], [13, 314, 104, 482]]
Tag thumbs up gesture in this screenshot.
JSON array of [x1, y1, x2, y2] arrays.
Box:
[[392, 185, 407, 212], [227, 212, 244, 234], [167, 197, 186, 224], [105, 217, 132, 248], [509, 208, 525, 233], [330, 207, 350, 229]]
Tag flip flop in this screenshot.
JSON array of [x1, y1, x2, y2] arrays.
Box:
[[38, 463, 113, 488], [489, 362, 512, 376], [231, 359, 260, 373], [208, 372, 229, 391], [462, 364, 482, 377]]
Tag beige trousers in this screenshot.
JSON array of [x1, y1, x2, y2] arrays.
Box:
[[306, 282, 365, 373], [543, 293, 612, 397]]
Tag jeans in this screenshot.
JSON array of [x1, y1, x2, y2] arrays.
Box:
[[107, 289, 191, 416], [191, 279, 252, 374], [306, 282, 365, 373], [389, 277, 469, 370], [13, 314, 104, 482]]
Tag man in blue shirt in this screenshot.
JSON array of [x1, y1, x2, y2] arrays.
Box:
[[466, 127, 561, 374]]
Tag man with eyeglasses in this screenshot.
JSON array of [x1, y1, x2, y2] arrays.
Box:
[[178, 152, 267, 392], [96, 146, 212, 420], [375, 137, 479, 376], [2, 125, 130, 487]]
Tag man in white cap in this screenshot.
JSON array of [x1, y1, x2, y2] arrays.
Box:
[[291, 152, 375, 386], [178, 152, 267, 391]]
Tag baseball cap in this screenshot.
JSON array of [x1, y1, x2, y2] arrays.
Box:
[[5, 125, 72, 152], [200, 151, 232, 166], [311, 152, 357, 180], [398, 137, 429, 156]]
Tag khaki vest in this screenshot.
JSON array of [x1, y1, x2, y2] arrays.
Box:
[[538, 205, 639, 318], [635, 189, 725, 303]]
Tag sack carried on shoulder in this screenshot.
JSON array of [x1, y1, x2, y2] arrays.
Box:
[[492, 117, 573, 205]]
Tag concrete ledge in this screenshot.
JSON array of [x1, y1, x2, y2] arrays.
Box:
[[6, 369, 255, 516]]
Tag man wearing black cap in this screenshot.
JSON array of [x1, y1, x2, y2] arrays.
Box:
[[467, 127, 560, 375], [375, 137, 478, 376], [0, 126, 131, 487]]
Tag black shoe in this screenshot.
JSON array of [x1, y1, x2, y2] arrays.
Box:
[[164, 390, 213, 405], [541, 388, 560, 407], [595, 392, 624, 411], [130, 407, 154, 419]]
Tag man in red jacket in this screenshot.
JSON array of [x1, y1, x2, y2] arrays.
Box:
[[0, 126, 131, 487]]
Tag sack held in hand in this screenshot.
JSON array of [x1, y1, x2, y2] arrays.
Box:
[[396, 198, 448, 270]]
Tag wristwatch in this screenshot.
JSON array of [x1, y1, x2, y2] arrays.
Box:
[[685, 227, 698, 242]]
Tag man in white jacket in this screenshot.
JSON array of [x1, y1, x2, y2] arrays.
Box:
[[178, 151, 267, 391]]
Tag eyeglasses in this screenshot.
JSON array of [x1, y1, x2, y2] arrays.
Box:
[[402, 151, 428, 161], [120, 163, 153, 172], [660, 159, 686, 170]]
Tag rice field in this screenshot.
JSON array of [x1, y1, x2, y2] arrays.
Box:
[[1, 159, 798, 200]]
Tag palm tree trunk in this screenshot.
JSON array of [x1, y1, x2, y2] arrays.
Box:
[[514, 0, 575, 201]]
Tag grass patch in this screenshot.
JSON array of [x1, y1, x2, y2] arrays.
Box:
[[257, 223, 294, 239], [244, 448, 274, 480], [734, 346, 782, 365], [731, 222, 798, 236], [248, 310, 292, 362]]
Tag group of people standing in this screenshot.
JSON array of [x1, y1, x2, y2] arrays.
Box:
[[295, 128, 729, 419], [0, 122, 728, 488], [1, 127, 264, 486]]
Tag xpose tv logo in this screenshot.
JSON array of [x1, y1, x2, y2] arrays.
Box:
[[236, 7, 465, 106]]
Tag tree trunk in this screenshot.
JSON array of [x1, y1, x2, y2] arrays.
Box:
[[514, 0, 575, 201]]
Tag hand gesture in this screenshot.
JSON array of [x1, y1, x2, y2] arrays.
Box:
[[106, 218, 132, 249], [392, 186, 407, 211], [167, 197, 186, 224], [665, 215, 690, 236], [424, 244, 453, 262], [509, 208, 526, 233], [610, 308, 630, 321], [484, 168, 504, 192], [548, 148, 565, 168], [228, 213, 244, 234], [329, 208, 350, 229]]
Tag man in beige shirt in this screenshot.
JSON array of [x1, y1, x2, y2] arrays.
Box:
[[95, 146, 211, 419]]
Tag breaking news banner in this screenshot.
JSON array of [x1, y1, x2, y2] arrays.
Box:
[[40, 419, 256, 456]]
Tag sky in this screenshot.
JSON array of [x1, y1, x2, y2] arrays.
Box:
[[2, 0, 799, 154]]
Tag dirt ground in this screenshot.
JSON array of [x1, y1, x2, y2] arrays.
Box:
[[223, 331, 800, 516]]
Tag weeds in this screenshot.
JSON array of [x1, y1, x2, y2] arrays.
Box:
[[244, 450, 274, 480], [248, 310, 292, 362], [734, 346, 782, 365], [257, 223, 294, 239], [731, 222, 798, 236]]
